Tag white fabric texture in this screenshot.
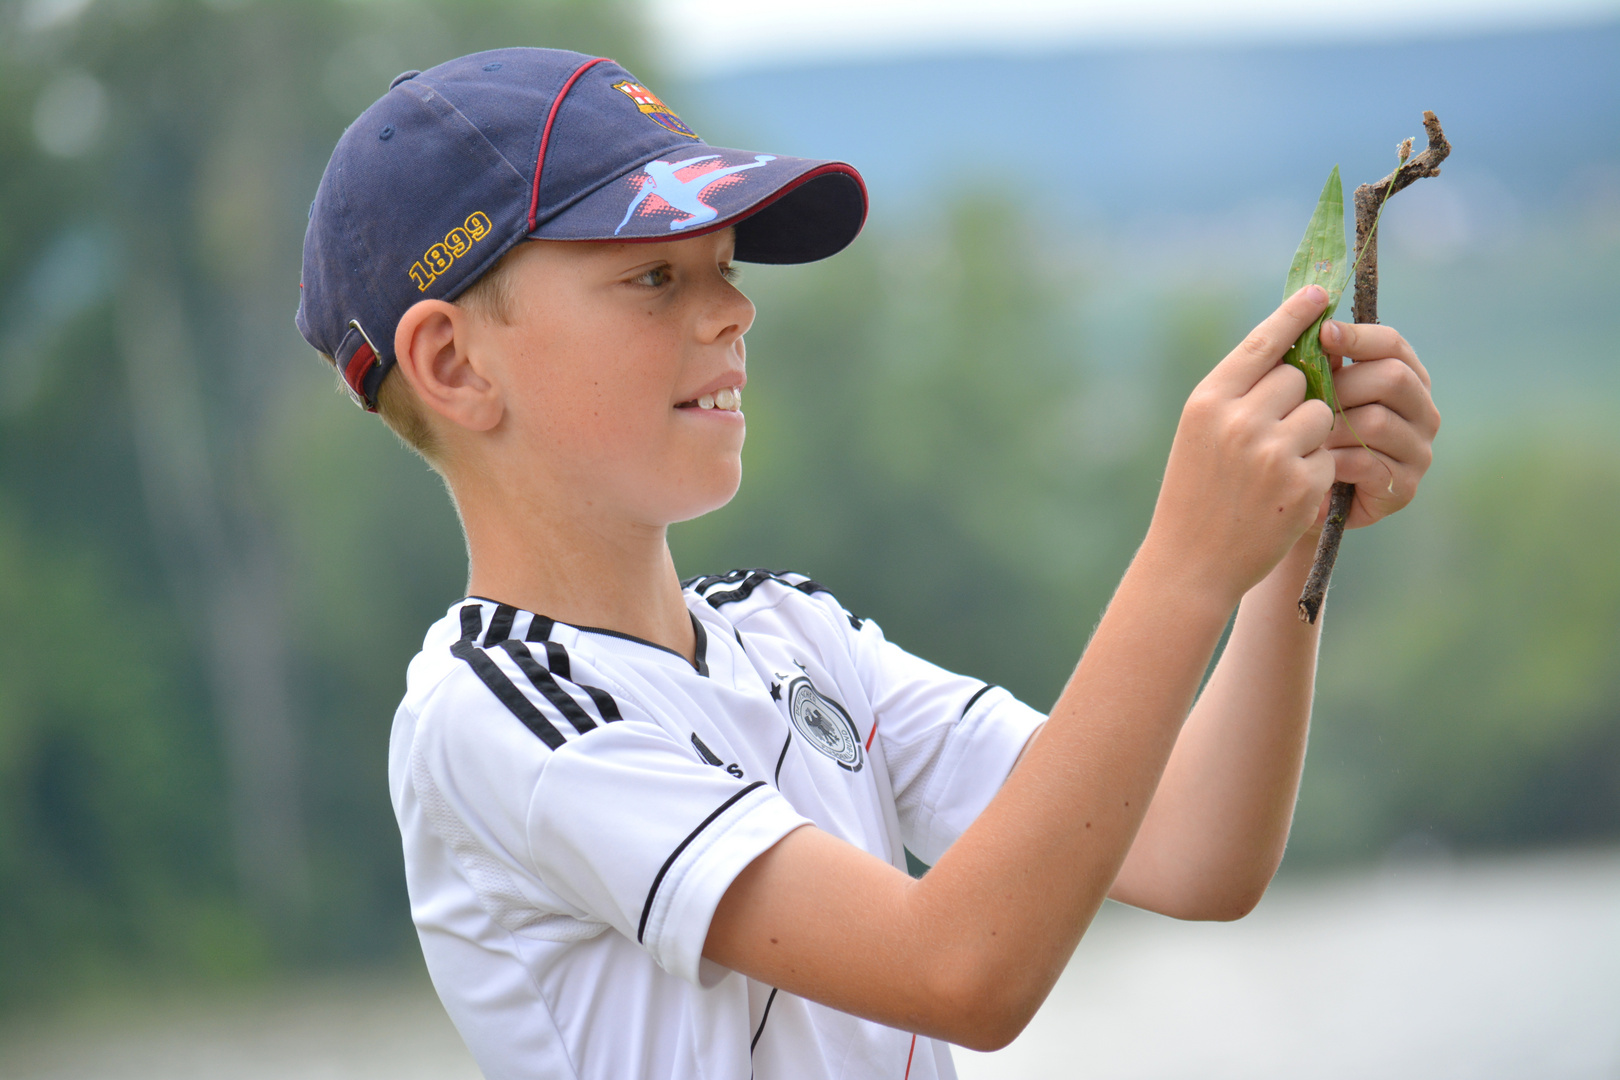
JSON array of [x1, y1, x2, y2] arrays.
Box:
[[389, 571, 1045, 1080]]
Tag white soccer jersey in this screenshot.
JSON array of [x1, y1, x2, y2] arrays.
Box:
[[389, 570, 1045, 1080]]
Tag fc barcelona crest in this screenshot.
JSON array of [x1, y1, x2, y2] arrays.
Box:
[[612, 80, 699, 139], [786, 678, 863, 772]]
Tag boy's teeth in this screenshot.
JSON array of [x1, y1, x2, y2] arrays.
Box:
[[680, 383, 738, 409]]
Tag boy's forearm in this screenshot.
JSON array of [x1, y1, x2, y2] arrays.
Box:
[[1110, 531, 1321, 918], [903, 539, 1236, 1038], [706, 544, 1236, 1050]]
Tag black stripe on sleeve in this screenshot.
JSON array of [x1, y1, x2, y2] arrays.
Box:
[[483, 604, 517, 647], [540, 640, 624, 724], [577, 682, 624, 724], [684, 568, 750, 592], [450, 641, 567, 750], [526, 613, 556, 642], [459, 604, 484, 642], [751, 987, 779, 1053], [702, 570, 773, 607], [497, 640, 598, 735], [542, 640, 572, 681], [638, 781, 765, 944], [961, 683, 997, 719]]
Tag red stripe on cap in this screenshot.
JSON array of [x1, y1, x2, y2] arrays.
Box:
[[528, 57, 612, 231], [343, 340, 377, 409]]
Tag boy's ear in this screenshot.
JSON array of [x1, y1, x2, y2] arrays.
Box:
[[393, 299, 503, 433]]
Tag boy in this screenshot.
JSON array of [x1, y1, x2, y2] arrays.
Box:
[[297, 48, 1439, 1080]]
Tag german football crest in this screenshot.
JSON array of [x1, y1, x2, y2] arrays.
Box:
[[785, 678, 863, 772], [612, 80, 699, 139]]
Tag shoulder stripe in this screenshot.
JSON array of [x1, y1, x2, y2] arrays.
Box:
[[459, 604, 483, 642], [961, 683, 996, 718], [578, 682, 624, 724], [692, 568, 844, 616], [637, 781, 765, 944], [526, 613, 555, 642], [701, 570, 772, 607], [449, 640, 567, 750], [540, 639, 625, 724], [483, 604, 517, 646], [497, 640, 598, 735]]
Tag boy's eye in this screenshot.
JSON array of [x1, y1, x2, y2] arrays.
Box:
[[634, 265, 672, 287], [720, 263, 740, 283]]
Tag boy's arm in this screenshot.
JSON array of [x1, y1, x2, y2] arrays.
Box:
[[1109, 321, 1439, 918], [704, 286, 1340, 1051]]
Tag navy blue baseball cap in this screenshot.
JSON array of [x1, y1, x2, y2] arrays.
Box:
[[297, 47, 868, 410]]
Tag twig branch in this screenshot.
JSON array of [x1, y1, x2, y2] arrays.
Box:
[[1297, 111, 1450, 625]]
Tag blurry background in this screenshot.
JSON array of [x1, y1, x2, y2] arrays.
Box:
[[0, 0, 1616, 1076]]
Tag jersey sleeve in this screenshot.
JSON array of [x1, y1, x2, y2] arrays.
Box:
[[843, 611, 1046, 866], [408, 642, 810, 987]]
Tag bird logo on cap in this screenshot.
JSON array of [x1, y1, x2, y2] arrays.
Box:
[[615, 154, 777, 235]]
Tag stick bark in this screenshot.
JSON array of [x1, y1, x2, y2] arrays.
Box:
[[1297, 111, 1450, 624]]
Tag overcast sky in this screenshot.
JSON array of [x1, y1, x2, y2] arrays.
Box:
[[650, 0, 1620, 73]]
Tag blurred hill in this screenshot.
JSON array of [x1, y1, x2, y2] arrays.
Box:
[[679, 21, 1619, 229], [677, 20, 1620, 421]]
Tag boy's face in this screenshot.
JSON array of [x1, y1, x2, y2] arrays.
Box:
[[473, 228, 753, 528]]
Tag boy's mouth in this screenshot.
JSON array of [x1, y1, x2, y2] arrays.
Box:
[[676, 386, 742, 412]]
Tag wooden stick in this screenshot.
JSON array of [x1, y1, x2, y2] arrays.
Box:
[[1297, 112, 1450, 624]]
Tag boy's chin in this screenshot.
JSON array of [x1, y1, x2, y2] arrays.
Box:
[[663, 466, 742, 525]]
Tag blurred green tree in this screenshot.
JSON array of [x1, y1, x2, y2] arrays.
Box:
[[0, 0, 645, 1001]]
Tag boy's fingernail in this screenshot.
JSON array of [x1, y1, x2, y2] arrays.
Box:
[[1304, 284, 1327, 304], [1323, 319, 1342, 345]]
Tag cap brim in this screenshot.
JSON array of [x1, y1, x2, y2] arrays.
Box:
[[530, 148, 867, 264]]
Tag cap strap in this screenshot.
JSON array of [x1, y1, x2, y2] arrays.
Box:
[[339, 320, 383, 412], [527, 56, 611, 231]]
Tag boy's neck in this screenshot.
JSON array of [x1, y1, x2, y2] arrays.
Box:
[[458, 481, 696, 667]]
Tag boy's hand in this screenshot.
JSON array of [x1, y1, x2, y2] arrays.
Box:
[[1319, 319, 1440, 530], [1144, 285, 1338, 607]]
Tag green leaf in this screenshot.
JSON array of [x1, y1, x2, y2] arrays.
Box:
[[1281, 165, 1349, 412]]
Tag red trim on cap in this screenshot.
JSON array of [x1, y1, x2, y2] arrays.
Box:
[[528, 57, 612, 231], [598, 161, 870, 249], [343, 340, 378, 410]]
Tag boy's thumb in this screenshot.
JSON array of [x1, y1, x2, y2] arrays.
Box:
[[1209, 285, 1329, 395]]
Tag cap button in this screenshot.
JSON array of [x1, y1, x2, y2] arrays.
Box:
[[389, 70, 421, 90]]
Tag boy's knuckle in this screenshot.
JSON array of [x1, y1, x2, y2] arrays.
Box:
[[1236, 332, 1273, 361], [1360, 404, 1392, 437]]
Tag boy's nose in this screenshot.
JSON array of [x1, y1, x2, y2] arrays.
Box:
[[703, 282, 756, 345]]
